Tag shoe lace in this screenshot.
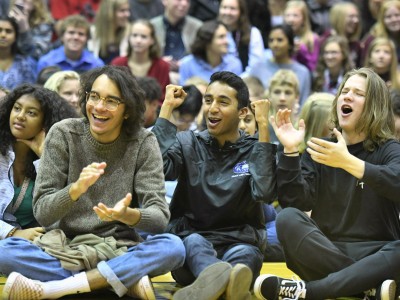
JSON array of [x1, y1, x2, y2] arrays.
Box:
[[278, 276, 306, 300]]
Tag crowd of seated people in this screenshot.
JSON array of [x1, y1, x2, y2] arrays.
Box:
[[1, 0, 400, 299]]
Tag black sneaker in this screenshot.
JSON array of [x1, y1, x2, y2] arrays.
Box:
[[364, 280, 396, 300], [253, 274, 306, 300]]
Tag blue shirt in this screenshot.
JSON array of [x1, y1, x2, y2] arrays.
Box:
[[179, 54, 243, 85], [0, 55, 37, 90], [246, 54, 311, 106], [36, 46, 104, 75]]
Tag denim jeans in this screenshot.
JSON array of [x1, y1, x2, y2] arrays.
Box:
[[172, 233, 263, 286], [0, 233, 185, 297]]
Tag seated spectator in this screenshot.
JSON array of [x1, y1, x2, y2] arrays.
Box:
[[150, 0, 202, 82], [255, 67, 400, 300], [0, 84, 77, 241], [88, 0, 131, 64], [243, 76, 265, 101], [313, 35, 354, 95], [136, 76, 162, 128], [266, 69, 300, 145], [36, 65, 61, 86], [297, 92, 334, 154], [0, 65, 185, 300], [44, 70, 81, 114], [363, 37, 400, 91], [361, 0, 400, 66], [128, 0, 163, 21], [170, 84, 203, 132], [321, 2, 363, 67], [218, 0, 265, 74], [179, 20, 243, 85], [37, 14, 104, 76], [0, 15, 36, 90], [111, 19, 170, 101], [153, 71, 277, 299], [284, 0, 320, 72], [8, 0, 54, 60], [246, 24, 311, 107]]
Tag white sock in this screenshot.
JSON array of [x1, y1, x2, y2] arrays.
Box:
[[41, 272, 91, 299]]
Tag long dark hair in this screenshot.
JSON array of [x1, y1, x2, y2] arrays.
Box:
[[191, 20, 226, 62], [0, 84, 78, 178], [0, 14, 20, 55]]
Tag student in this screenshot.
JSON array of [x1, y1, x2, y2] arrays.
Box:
[[267, 69, 300, 145], [312, 35, 354, 95], [111, 19, 170, 101], [246, 24, 311, 106], [254, 68, 400, 300], [283, 0, 320, 71], [170, 84, 203, 132], [44, 70, 81, 114], [136, 76, 162, 128], [0, 84, 77, 242], [363, 37, 400, 91], [218, 0, 265, 74], [37, 14, 104, 75], [88, 0, 131, 64], [152, 71, 277, 299], [0, 65, 185, 300], [179, 20, 243, 85], [0, 15, 37, 90]]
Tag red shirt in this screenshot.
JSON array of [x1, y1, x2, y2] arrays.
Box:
[[49, 0, 101, 22], [110, 56, 170, 102]]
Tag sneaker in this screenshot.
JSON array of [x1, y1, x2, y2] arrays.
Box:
[[2, 272, 44, 300], [127, 275, 156, 300], [365, 280, 396, 300], [173, 261, 232, 300], [254, 274, 306, 300], [225, 263, 252, 300]]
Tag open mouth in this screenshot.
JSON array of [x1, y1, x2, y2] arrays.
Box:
[[93, 114, 109, 122], [208, 117, 221, 126], [341, 105, 353, 115]]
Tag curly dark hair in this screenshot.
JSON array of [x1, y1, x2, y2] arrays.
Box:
[[79, 65, 146, 137], [0, 84, 78, 178]]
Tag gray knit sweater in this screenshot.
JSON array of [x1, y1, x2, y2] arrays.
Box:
[[33, 118, 169, 241]]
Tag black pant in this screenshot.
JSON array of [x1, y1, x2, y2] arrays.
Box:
[[276, 207, 400, 299]]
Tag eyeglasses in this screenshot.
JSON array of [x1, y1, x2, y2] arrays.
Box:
[[86, 91, 124, 111]]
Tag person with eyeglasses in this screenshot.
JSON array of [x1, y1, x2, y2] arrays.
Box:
[[312, 35, 355, 95], [0, 65, 185, 300]]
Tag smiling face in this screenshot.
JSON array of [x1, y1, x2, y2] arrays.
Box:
[[383, 5, 400, 33], [336, 74, 366, 138], [0, 20, 16, 50], [219, 0, 240, 30], [284, 6, 303, 34], [344, 6, 360, 36], [61, 26, 88, 54], [86, 74, 126, 143], [208, 24, 229, 56], [203, 81, 247, 146], [369, 43, 392, 74], [9, 94, 44, 140], [115, 2, 130, 28], [323, 41, 344, 70]]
